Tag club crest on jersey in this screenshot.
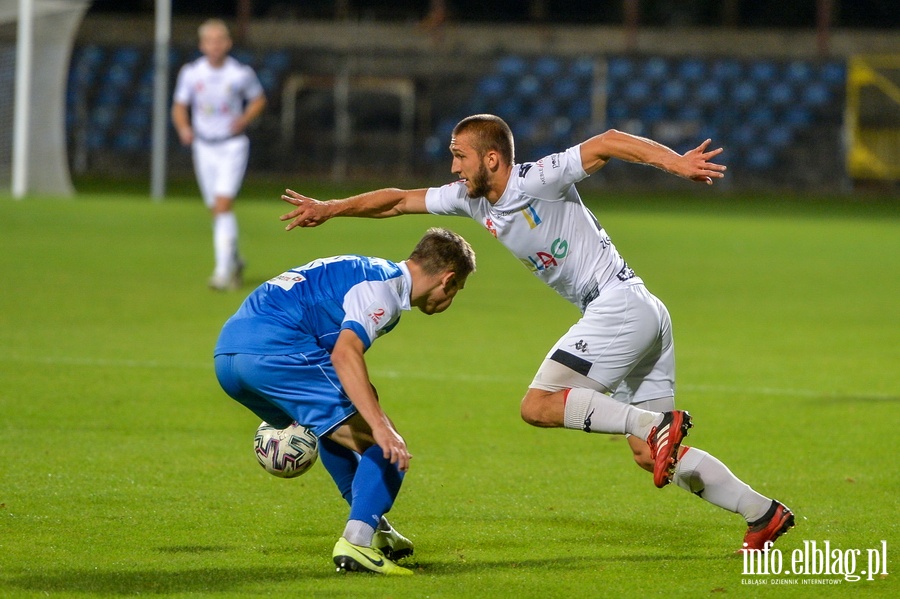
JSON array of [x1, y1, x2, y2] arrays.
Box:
[[268, 272, 306, 290], [485, 218, 498, 238]]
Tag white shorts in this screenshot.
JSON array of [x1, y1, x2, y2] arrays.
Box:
[[530, 280, 675, 404], [192, 135, 250, 207]]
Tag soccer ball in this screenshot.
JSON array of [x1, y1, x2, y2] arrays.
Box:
[[254, 421, 319, 478]]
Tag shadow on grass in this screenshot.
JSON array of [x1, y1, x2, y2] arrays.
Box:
[[2, 564, 334, 594]]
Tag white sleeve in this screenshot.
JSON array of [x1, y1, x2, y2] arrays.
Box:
[[340, 281, 403, 349], [424, 180, 473, 217], [517, 146, 589, 201], [172, 65, 192, 104]]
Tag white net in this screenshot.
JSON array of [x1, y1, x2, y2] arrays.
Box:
[[0, 0, 90, 196]]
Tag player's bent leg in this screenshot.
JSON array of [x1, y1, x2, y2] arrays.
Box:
[[520, 388, 567, 428]]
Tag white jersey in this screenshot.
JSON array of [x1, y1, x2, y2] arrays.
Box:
[[425, 145, 638, 311], [172, 56, 264, 141]]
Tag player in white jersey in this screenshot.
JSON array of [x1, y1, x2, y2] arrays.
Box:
[[278, 114, 795, 553], [172, 18, 267, 291]]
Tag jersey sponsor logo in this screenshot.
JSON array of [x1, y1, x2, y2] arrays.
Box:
[[485, 218, 498, 238], [268, 272, 306, 290], [550, 154, 560, 169], [521, 205, 542, 229], [520, 237, 569, 273], [368, 308, 386, 325], [535, 159, 546, 184]]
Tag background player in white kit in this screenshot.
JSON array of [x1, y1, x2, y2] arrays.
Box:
[[172, 18, 267, 291], [278, 114, 795, 553]]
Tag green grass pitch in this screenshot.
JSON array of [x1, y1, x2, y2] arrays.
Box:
[[1, 183, 897, 597]]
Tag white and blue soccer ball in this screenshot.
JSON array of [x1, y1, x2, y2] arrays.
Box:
[[254, 421, 319, 478]]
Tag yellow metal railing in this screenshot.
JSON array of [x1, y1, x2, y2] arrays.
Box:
[[846, 54, 900, 180]]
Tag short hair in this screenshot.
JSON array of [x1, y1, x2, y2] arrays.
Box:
[[198, 18, 230, 39], [409, 228, 476, 280], [452, 114, 515, 165]]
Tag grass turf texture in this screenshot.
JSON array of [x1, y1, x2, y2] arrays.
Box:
[[1, 186, 897, 597]]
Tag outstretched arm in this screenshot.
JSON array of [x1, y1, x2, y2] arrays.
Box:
[[330, 329, 411, 471], [280, 188, 429, 230], [580, 129, 726, 184]]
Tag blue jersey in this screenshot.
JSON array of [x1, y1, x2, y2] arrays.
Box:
[[215, 255, 412, 356]]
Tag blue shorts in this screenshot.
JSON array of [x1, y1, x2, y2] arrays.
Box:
[[214, 349, 356, 437]]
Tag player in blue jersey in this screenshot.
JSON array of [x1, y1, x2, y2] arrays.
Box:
[[278, 114, 794, 554], [215, 227, 476, 575]]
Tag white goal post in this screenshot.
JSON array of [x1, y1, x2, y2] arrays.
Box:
[[1, 0, 90, 198]]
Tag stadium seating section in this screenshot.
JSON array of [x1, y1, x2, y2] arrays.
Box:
[[66, 45, 845, 177]]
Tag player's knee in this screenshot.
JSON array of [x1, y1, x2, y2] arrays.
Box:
[[519, 391, 559, 428]]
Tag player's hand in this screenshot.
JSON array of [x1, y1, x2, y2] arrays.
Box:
[[177, 127, 194, 146], [372, 425, 412, 472], [679, 139, 727, 185], [280, 189, 332, 230]]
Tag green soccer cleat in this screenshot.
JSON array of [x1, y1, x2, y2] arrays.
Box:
[[332, 537, 413, 576], [373, 523, 414, 560]]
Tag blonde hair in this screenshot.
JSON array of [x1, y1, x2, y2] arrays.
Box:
[[198, 18, 230, 39]]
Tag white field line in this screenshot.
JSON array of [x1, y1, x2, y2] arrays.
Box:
[[0, 353, 895, 400]]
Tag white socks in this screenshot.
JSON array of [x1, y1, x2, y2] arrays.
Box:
[[674, 447, 772, 523], [563, 387, 661, 439], [213, 211, 238, 278], [343, 519, 376, 547]]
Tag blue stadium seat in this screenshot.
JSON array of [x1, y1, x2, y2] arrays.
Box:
[[676, 105, 702, 123], [802, 82, 830, 108], [570, 56, 595, 81], [747, 106, 775, 127], [568, 99, 591, 123], [783, 106, 813, 128], [785, 60, 813, 85], [497, 55, 528, 78], [767, 82, 795, 107], [748, 60, 778, 84], [534, 56, 562, 80], [746, 145, 775, 170], [476, 75, 507, 99], [731, 81, 759, 108], [552, 77, 579, 101], [532, 98, 558, 120], [731, 124, 759, 148], [496, 97, 524, 120], [642, 57, 669, 82], [262, 50, 291, 73], [516, 75, 541, 99], [661, 80, 687, 106], [231, 48, 255, 67], [766, 126, 792, 149], [710, 59, 742, 83], [623, 79, 651, 104], [677, 58, 706, 83], [694, 80, 724, 106], [607, 57, 634, 82], [819, 61, 846, 88], [110, 46, 140, 68], [640, 104, 665, 124]]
